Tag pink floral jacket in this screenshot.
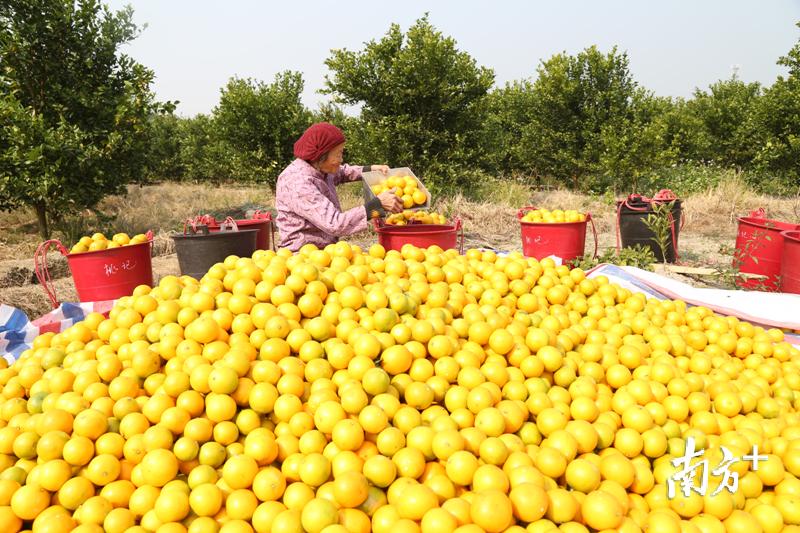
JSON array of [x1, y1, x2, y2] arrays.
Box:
[[275, 159, 369, 252]]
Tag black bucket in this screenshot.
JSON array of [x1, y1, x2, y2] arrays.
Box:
[[171, 225, 259, 279], [617, 198, 682, 263]]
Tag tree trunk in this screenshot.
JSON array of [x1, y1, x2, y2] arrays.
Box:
[[34, 203, 50, 240]]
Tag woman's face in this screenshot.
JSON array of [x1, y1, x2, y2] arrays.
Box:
[[317, 143, 345, 174]]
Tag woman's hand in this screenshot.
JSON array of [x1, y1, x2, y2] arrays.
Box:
[[377, 189, 403, 213], [371, 164, 390, 175]]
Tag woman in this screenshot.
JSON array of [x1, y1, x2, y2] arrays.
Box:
[[275, 122, 403, 252]]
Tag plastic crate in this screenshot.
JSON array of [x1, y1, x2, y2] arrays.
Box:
[[362, 167, 431, 211]]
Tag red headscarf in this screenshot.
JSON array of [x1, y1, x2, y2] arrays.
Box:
[[293, 122, 346, 162]]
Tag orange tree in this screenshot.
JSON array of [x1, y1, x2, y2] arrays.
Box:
[[0, 0, 167, 239], [323, 15, 495, 195], [754, 22, 800, 188]]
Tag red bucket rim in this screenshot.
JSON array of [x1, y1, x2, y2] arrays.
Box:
[[519, 218, 589, 227], [173, 228, 260, 239], [782, 230, 800, 243], [375, 223, 458, 235], [737, 216, 800, 232], [199, 211, 273, 227], [65, 237, 153, 258], [517, 206, 591, 225], [374, 217, 460, 232], [207, 218, 271, 228]]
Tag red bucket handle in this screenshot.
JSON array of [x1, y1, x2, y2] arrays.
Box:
[[184, 218, 206, 235], [454, 218, 464, 255], [34, 231, 154, 309], [621, 194, 651, 212], [143, 230, 155, 250], [187, 216, 213, 232], [517, 206, 537, 219], [372, 218, 392, 231], [219, 217, 239, 232], [34, 239, 70, 309], [749, 207, 766, 219], [586, 213, 598, 259], [653, 189, 679, 202], [187, 214, 216, 229], [184, 218, 217, 236]]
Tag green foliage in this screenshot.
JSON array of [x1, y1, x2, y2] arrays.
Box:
[[119, 18, 800, 197], [595, 90, 675, 192], [571, 245, 656, 271], [642, 201, 677, 263], [142, 111, 183, 182], [57, 209, 117, 247], [655, 98, 712, 164], [479, 36, 800, 193], [484, 45, 676, 192], [312, 102, 357, 131], [323, 15, 495, 195], [688, 76, 763, 167], [0, 0, 167, 238], [751, 24, 800, 187], [212, 72, 311, 186], [482, 81, 538, 178], [635, 163, 726, 197], [523, 46, 644, 187], [20, 10, 793, 200], [754, 81, 800, 186], [175, 114, 230, 182], [155, 72, 311, 187]]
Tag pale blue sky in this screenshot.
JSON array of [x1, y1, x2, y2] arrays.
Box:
[[107, 0, 800, 117]]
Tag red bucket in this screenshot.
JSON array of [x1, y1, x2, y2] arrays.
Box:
[[374, 218, 464, 253], [518, 207, 597, 264], [34, 233, 154, 307], [780, 230, 800, 294], [197, 211, 275, 251], [734, 209, 800, 290]]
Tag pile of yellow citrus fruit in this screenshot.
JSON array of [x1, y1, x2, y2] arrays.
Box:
[[70, 233, 150, 254], [2, 241, 800, 533], [370, 176, 428, 210], [521, 210, 586, 224], [385, 212, 448, 226]]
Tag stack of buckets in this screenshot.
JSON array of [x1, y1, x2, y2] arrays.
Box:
[[172, 220, 260, 280], [195, 211, 274, 251], [735, 208, 800, 293], [171, 212, 275, 280]]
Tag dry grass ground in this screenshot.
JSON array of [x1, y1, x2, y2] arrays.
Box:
[[2, 178, 798, 319]]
